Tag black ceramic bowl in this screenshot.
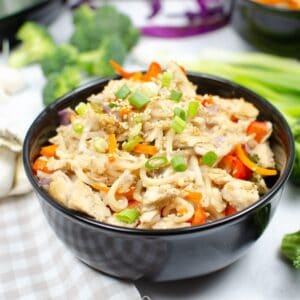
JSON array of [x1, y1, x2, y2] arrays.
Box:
[[23, 74, 294, 281], [232, 0, 300, 57]]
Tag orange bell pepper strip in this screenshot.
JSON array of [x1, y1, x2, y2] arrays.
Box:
[[225, 205, 237, 216], [40, 144, 58, 157], [133, 144, 158, 155], [236, 144, 278, 176], [190, 205, 207, 226], [32, 157, 52, 174], [246, 121, 269, 143]]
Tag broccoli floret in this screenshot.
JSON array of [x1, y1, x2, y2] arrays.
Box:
[[78, 36, 126, 76], [70, 4, 139, 52], [41, 44, 79, 77], [281, 230, 300, 269], [8, 22, 56, 68], [43, 67, 81, 106], [73, 4, 95, 26]]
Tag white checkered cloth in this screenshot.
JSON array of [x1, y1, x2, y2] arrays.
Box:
[[0, 192, 141, 300]]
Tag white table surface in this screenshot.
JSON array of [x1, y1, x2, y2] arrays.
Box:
[[2, 2, 299, 299]]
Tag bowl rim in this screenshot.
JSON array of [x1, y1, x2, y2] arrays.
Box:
[[23, 72, 295, 236], [244, 0, 300, 14]]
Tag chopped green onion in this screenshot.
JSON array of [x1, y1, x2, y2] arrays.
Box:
[[202, 151, 218, 167], [90, 102, 103, 114], [145, 156, 169, 170], [108, 102, 119, 108], [115, 208, 140, 224], [122, 136, 143, 152], [162, 71, 173, 87], [133, 114, 143, 123], [171, 116, 186, 134], [171, 155, 187, 172], [173, 107, 186, 121], [72, 122, 84, 134], [170, 90, 182, 102], [93, 137, 107, 153], [187, 101, 200, 117], [75, 102, 88, 116], [115, 84, 131, 99], [129, 91, 150, 109]]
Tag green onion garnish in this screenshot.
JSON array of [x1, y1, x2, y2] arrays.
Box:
[[115, 208, 140, 224], [171, 155, 187, 172], [170, 90, 182, 102], [129, 91, 150, 109], [90, 102, 103, 114], [115, 84, 131, 99], [187, 101, 200, 117], [108, 102, 119, 108], [173, 107, 186, 121], [72, 122, 84, 134], [145, 156, 169, 171], [75, 102, 88, 116], [162, 71, 173, 87], [171, 116, 186, 134], [122, 136, 143, 152], [202, 151, 218, 167], [93, 137, 107, 153]]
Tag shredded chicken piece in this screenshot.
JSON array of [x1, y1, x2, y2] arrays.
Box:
[[222, 179, 259, 211]]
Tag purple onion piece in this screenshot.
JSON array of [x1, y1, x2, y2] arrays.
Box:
[[148, 0, 162, 19], [102, 104, 112, 115], [38, 177, 51, 187], [58, 108, 73, 125]]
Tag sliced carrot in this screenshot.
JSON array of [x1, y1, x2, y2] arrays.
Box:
[[128, 200, 140, 208], [144, 62, 162, 80], [190, 206, 206, 226], [225, 205, 237, 216], [32, 157, 52, 174], [202, 97, 214, 107], [133, 144, 158, 155], [109, 60, 135, 79], [119, 107, 131, 116], [108, 134, 117, 154], [108, 155, 116, 162], [131, 71, 144, 81], [91, 184, 110, 193], [184, 191, 202, 204], [40, 144, 58, 157], [236, 144, 277, 176], [246, 121, 268, 143], [230, 115, 239, 123]]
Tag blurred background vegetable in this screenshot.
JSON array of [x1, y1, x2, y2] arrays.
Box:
[[281, 230, 300, 269], [8, 4, 140, 105]]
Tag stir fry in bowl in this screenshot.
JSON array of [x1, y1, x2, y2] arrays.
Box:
[[33, 62, 278, 229]]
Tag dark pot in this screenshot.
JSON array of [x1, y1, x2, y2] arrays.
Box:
[[23, 74, 295, 281], [232, 0, 300, 58]]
